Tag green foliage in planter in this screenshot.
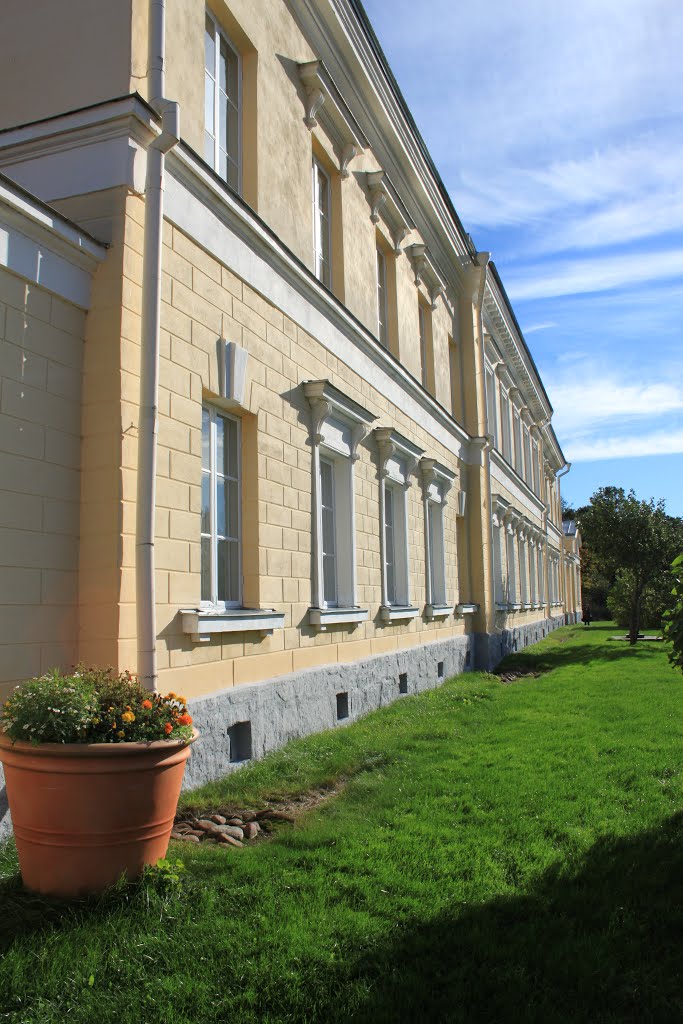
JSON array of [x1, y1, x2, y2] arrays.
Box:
[[663, 553, 683, 672], [1, 667, 194, 744]]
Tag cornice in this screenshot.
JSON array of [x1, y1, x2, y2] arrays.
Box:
[[287, 0, 473, 297]]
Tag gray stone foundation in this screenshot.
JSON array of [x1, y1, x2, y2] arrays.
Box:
[[475, 615, 566, 672], [0, 616, 569, 840], [183, 633, 473, 791]]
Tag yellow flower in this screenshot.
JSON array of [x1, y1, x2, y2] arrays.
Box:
[[121, 711, 135, 723], [117, 730, 126, 739], [166, 692, 177, 700], [177, 695, 187, 704]]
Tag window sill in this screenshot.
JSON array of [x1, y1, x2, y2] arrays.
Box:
[[495, 602, 508, 612], [380, 605, 420, 623], [455, 603, 479, 616], [424, 603, 452, 621], [181, 608, 285, 642], [508, 603, 522, 612], [308, 607, 369, 630]]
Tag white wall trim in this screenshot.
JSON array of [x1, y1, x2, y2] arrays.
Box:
[[0, 180, 105, 308]]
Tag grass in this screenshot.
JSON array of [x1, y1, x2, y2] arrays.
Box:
[[1, 623, 682, 1022]]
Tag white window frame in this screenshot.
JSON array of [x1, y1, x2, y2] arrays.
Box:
[[421, 459, 454, 617], [523, 426, 532, 488], [383, 473, 410, 607], [505, 522, 518, 606], [500, 388, 512, 464], [376, 245, 388, 347], [532, 439, 540, 495], [204, 10, 242, 193], [513, 410, 523, 475], [318, 450, 353, 608], [485, 367, 498, 447], [304, 381, 375, 628], [312, 158, 332, 288], [201, 404, 242, 609], [418, 301, 429, 388]]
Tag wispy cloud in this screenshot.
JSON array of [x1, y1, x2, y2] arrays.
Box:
[[548, 377, 683, 435], [522, 321, 557, 335], [566, 430, 683, 463], [505, 248, 683, 301]]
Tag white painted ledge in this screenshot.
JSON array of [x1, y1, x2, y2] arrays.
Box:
[[424, 603, 452, 621], [380, 605, 420, 623], [308, 607, 369, 630], [508, 603, 522, 612], [495, 602, 508, 613], [181, 608, 285, 642], [455, 603, 479, 616]]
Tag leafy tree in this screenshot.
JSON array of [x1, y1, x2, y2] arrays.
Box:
[[577, 487, 683, 644], [663, 554, 683, 672]]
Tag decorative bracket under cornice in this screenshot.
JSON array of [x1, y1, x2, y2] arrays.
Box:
[[365, 170, 413, 253], [298, 60, 366, 174], [374, 426, 424, 484], [408, 243, 428, 286]]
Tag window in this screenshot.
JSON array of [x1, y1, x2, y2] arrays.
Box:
[[418, 302, 430, 388], [204, 12, 241, 191], [201, 405, 241, 607], [376, 246, 388, 347], [505, 527, 517, 604], [485, 368, 498, 447], [523, 427, 532, 488], [421, 459, 453, 617], [448, 336, 460, 420], [500, 389, 512, 463], [320, 457, 338, 605], [513, 411, 523, 475], [427, 493, 446, 606], [318, 451, 354, 607], [304, 381, 376, 627], [383, 474, 409, 606], [312, 158, 331, 287], [532, 440, 540, 495]]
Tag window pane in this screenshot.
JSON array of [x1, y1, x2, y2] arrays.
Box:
[[202, 407, 211, 469], [322, 505, 335, 557], [227, 158, 239, 192], [226, 416, 238, 478], [217, 538, 240, 604], [205, 15, 215, 71], [201, 472, 210, 534], [219, 91, 228, 150], [227, 478, 239, 540], [201, 535, 211, 602], [227, 102, 239, 168], [205, 72, 215, 137], [323, 553, 337, 605], [320, 459, 334, 507], [385, 487, 395, 604]]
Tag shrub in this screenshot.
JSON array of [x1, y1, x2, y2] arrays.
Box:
[[1, 667, 194, 744], [663, 554, 683, 673]]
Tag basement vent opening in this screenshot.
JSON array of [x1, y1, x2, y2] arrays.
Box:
[[437, 661, 445, 680], [227, 721, 252, 762], [399, 672, 408, 694], [336, 692, 349, 721]]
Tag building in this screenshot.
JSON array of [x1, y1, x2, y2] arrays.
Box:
[[0, 0, 581, 817]]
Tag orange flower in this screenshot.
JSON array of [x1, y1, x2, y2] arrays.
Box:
[[164, 722, 174, 735], [141, 699, 153, 710], [121, 711, 135, 724], [177, 696, 187, 704], [178, 713, 193, 726], [111, 722, 117, 730]]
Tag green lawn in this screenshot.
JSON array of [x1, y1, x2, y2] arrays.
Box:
[[1, 623, 682, 1023]]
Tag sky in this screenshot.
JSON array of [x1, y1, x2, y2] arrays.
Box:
[[361, 0, 683, 516]]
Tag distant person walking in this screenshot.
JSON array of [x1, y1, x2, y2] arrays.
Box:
[[582, 605, 592, 627]]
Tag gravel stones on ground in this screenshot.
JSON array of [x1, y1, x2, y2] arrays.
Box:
[[171, 806, 284, 850]]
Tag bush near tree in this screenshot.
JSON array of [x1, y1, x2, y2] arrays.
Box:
[[663, 553, 683, 671], [575, 487, 683, 644]]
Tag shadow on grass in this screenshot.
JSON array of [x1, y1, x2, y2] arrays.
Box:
[[315, 812, 683, 1024]]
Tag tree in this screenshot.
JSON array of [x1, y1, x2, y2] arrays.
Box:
[[663, 554, 683, 672], [577, 487, 683, 644]]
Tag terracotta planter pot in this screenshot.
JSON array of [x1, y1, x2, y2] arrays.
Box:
[[0, 728, 198, 898]]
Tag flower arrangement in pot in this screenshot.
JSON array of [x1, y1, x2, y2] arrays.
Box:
[[0, 667, 198, 898]]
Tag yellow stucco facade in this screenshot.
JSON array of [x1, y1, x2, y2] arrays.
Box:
[[0, 0, 581, 750]]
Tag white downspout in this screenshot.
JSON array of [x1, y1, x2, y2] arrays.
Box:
[[136, 0, 180, 690]]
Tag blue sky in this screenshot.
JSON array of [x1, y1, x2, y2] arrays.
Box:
[[362, 0, 683, 516]]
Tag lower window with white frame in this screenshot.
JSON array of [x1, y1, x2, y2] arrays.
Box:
[[319, 452, 354, 608], [384, 478, 409, 606], [201, 404, 241, 608]]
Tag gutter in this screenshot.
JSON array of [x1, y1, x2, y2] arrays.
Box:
[[136, 0, 180, 690]]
